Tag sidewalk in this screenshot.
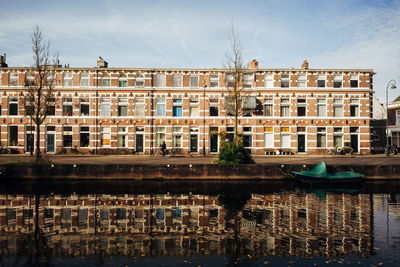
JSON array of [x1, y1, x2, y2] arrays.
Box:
[[0, 154, 399, 166]]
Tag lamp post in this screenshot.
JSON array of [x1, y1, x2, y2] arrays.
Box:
[[203, 85, 206, 156], [386, 79, 397, 156]]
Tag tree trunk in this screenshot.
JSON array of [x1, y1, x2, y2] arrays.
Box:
[[35, 123, 41, 160]]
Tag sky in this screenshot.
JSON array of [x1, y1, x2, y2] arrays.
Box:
[[1, 0, 400, 102]]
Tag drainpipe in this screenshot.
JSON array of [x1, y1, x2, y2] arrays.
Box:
[[95, 69, 98, 154]]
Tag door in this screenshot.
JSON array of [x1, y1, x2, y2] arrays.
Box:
[[297, 134, 305, 153], [190, 134, 198, 152], [46, 134, 55, 153], [351, 134, 358, 153], [26, 134, 34, 154], [210, 134, 218, 153], [136, 134, 143, 153]]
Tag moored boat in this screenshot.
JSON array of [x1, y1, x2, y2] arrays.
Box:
[[292, 161, 364, 183]]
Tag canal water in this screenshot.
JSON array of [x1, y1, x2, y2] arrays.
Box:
[[0, 181, 399, 266]]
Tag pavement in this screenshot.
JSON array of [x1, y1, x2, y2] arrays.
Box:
[[0, 154, 399, 165]]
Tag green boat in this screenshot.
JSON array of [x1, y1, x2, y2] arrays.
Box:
[[292, 161, 364, 183]]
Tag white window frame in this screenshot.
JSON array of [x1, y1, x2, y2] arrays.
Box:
[[100, 126, 111, 148], [156, 126, 166, 147], [209, 74, 219, 88], [156, 98, 166, 117], [117, 126, 128, 148], [173, 75, 182, 87], [317, 98, 326, 117], [265, 74, 274, 88], [264, 127, 274, 148], [189, 98, 199, 117], [135, 74, 145, 87], [280, 127, 290, 148], [190, 75, 199, 87], [333, 99, 343, 117], [118, 97, 128, 116], [100, 97, 111, 117], [156, 74, 166, 87], [280, 98, 290, 117], [80, 73, 89, 87], [350, 98, 359, 117], [63, 73, 73, 87], [297, 73, 307, 88], [135, 97, 145, 117], [172, 126, 183, 148], [9, 72, 19, 86]]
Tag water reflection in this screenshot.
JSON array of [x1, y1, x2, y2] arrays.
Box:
[[1, 190, 374, 264]]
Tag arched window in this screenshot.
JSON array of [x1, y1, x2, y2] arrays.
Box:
[[101, 74, 110, 87], [119, 73, 128, 87], [135, 73, 144, 87]]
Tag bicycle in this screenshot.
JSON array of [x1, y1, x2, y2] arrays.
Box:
[[327, 147, 342, 155], [155, 148, 169, 157]]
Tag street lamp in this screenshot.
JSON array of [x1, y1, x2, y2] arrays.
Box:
[[386, 79, 396, 156], [203, 85, 207, 156]]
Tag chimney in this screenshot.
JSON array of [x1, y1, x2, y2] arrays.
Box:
[[0, 54, 8, 67], [97, 56, 108, 68], [301, 60, 309, 69], [249, 59, 258, 69]]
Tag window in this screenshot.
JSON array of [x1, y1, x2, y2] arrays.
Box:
[[242, 96, 256, 116], [80, 126, 90, 147], [117, 126, 127, 147], [47, 97, 55, 116], [226, 126, 234, 142], [210, 99, 219, 116], [297, 74, 306, 88], [135, 74, 144, 87], [226, 74, 235, 88], [118, 97, 128, 116], [25, 72, 35, 86], [46, 73, 55, 87], [317, 127, 326, 147], [25, 100, 34, 116], [280, 98, 290, 117], [350, 99, 359, 117], [333, 99, 343, 117], [80, 73, 89, 86], [80, 98, 89, 116], [350, 74, 358, 88], [8, 126, 18, 146], [100, 97, 111, 117], [189, 98, 199, 117], [172, 126, 183, 147], [100, 126, 111, 147], [209, 74, 219, 87], [264, 98, 273, 116], [63, 126, 73, 147], [173, 99, 182, 117], [190, 76, 199, 87], [264, 127, 274, 148], [156, 98, 166, 116], [297, 99, 306, 116], [265, 74, 274, 88], [135, 97, 145, 116], [397, 110, 400, 125], [280, 127, 290, 148], [156, 74, 166, 87], [156, 127, 165, 147], [317, 74, 325, 88], [317, 99, 326, 117], [63, 97, 73, 116], [243, 74, 253, 88], [9, 72, 18, 86], [333, 74, 342, 88], [242, 127, 252, 147], [281, 74, 290, 88], [225, 96, 234, 116], [101, 74, 110, 87], [173, 75, 182, 87], [333, 127, 343, 147], [63, 73, 73, 87], [118, 74, 128, 87], [8, 97, 18, 115]]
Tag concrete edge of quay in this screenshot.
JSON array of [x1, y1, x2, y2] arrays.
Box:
[[1, 163, 400, 180]]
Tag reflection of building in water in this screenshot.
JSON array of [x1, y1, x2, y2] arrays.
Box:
[[0, 192, 372, 258]]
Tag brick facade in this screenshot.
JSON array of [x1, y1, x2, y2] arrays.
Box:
[[0, 61, 374, 155]]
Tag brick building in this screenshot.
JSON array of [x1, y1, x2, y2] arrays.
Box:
[[0, 58, 374, 155], [387, 96, 400, 147]]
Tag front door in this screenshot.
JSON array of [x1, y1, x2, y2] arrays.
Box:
[[210, 134, 218, 153], [136, 134, 143, 153], [297, 134, 305, 153], [46, 134, 55, 153], [190, 134, 198, 152], [26, 134, 34, 154], [351, 134, 358, 153]]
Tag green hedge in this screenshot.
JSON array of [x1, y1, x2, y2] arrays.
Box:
[[216, 142, 255, 166]]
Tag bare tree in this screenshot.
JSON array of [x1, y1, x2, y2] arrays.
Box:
[[224, 24, 254, 144], [24, 26, 58, 160]]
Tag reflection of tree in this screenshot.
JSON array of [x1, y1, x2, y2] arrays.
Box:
[[218, 194, 251, 265]]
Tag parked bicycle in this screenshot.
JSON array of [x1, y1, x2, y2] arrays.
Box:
[[0, 146, 10, 154], [327, 146, 342, 155]]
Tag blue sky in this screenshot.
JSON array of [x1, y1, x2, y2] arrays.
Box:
[[1, 0, 399, 102]]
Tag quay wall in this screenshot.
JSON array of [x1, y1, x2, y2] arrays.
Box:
[[0, 163, 400, 180]]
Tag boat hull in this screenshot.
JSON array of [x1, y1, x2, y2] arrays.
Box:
[[292, 171, 364, 184]]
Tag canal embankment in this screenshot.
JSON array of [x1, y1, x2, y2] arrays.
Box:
[[0, 154, 400, 179]]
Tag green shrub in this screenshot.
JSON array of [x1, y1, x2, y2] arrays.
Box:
[[216, 142, 255, 166]]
